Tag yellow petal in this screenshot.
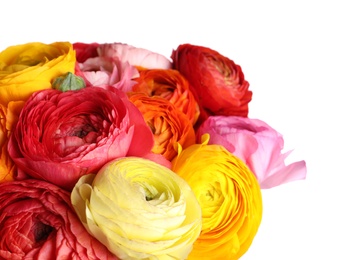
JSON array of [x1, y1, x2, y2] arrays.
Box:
[[71, 157, 202, 260], [172, 136, 262, 260]]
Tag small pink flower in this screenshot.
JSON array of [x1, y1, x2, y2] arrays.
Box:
[[76, 56, 139, 92], [196, 115, 307, 189], [98, 43, 172, 70]]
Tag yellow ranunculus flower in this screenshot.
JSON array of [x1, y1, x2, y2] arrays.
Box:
[[0, 41, 76, 182], [172, 134, 263, 260], [71, 157, 202, 260], [0, 42, 76, 105]]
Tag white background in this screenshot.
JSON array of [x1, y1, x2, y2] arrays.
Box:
[[1, 1, 340, 259]]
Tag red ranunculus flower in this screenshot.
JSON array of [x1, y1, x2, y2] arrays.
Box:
[[8, 86, 154, 190], [171, 44, 252, 125], [0, 179, 118, 260], [0, 41, 76, 183], [73, 42, 100, 63]]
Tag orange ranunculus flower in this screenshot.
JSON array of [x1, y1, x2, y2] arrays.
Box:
[[0, 41, 76, 182], [131, 69, 200, 125], [129, 93, 196, 161], [172, 134, 263, 260], [0, 102, 24, 182], [0, 106, 13, 182], [171, 44, 252, 125]]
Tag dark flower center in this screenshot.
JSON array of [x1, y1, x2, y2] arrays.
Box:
[[34, 222, 54, 242], [72, 123, 96, 138]]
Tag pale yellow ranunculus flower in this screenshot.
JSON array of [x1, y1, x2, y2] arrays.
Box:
[[0, 41, 76, 182], [71, 157, 202, 260], [172, 134, 263, 260]]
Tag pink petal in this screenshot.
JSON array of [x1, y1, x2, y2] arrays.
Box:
[[260, 160, 307, 189], [196, 115, 307, 189], [98, 43, 172, 69]]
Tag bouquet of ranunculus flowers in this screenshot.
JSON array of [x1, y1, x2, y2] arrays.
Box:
[[0, 41, 307, 259]]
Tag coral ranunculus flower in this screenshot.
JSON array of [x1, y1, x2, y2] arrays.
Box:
[[0, 42, 76, 182], [172, 134, 263, 260], [131, 69, 200, 125], [171, 44, 252, 125], [8, 87, 154, 191], [196, 115, 307, 189], [71, 157, 202, 260], [129, 93, 196, 161], [0, 179, 118, 259]]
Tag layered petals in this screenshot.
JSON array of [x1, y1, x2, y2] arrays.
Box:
[[0, 41, 76, 182], [171, 44, 252, 125], [98, 43, 172, 70], [73, 42, 139, 93], [196, 116, 307, 188], [71, 157, 202, 259], [172, 134, 263, 260], [8, 86, 154, 190], [75, 56, 139, 93], [129, 93, 196, 161], [131, 69, 200, 125], [0, 41, 76, 106], [0, 179, 118, 260]]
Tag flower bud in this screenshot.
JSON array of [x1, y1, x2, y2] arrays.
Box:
[[52, 72, 85, 92]]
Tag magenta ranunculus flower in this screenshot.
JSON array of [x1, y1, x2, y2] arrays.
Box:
[[196, 116, 307, 189], [8, 86, 154, 190], [0, 179, 118, 260]]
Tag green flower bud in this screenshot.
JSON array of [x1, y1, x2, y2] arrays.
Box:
[[52, 72, 85, 92]]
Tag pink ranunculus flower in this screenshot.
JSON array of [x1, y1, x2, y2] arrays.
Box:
[[0, 179, 118, 260], [75, 56, 139, 93], [196, 116, 307, 189], [97, 42, 172, 70], [73, 42, 139, 93], [8, 86, 154, 191]]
